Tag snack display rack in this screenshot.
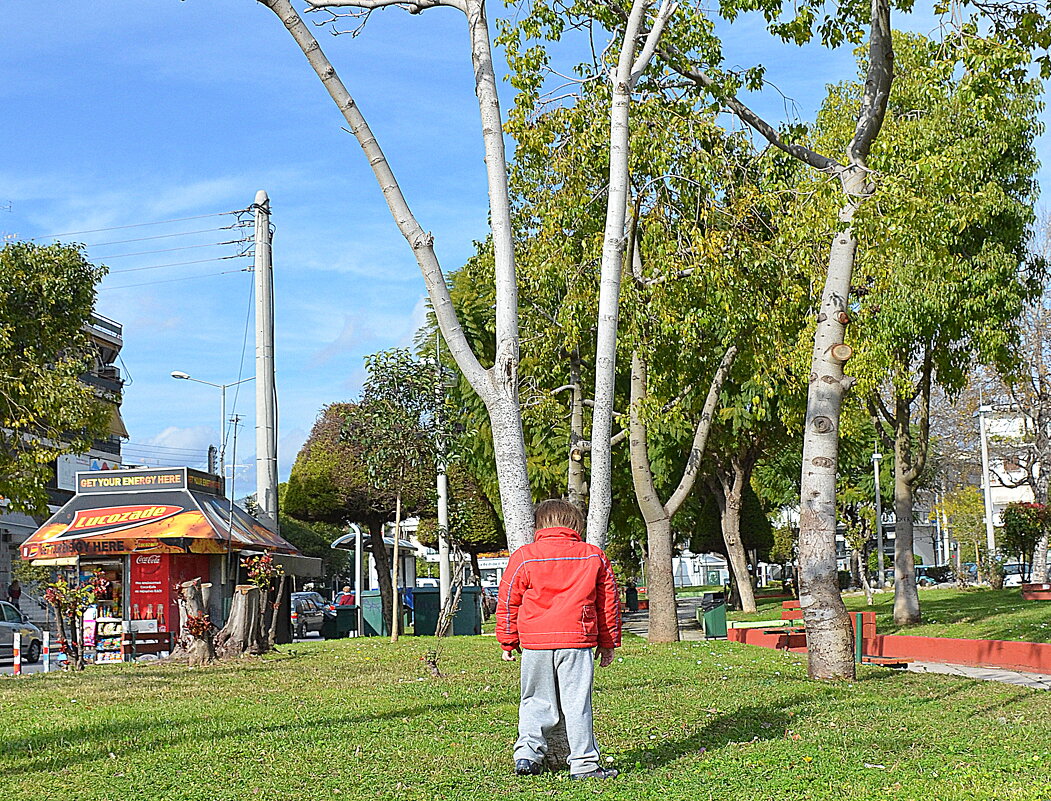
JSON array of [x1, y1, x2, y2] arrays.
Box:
[[93, 617, 125, 664]]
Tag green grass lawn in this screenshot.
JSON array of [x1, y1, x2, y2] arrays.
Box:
[[2, 635, 1049, 801], [728, 587, 1051, 643]]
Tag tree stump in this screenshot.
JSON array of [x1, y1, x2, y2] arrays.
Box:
[[543, 715, 571, 773], [214, 585, 261, 659], [172, 578, 215, 666]]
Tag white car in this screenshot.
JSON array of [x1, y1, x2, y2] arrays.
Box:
[[0, 600, 44, 664], [1003, 563, 1025, 588]]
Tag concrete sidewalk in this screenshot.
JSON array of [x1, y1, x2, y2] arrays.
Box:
[[903, 661, 1051, 691]]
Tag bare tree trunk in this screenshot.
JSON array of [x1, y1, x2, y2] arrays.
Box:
[[645, 518, 679, 642], [214, 585, 261, 659], [567, 355, 587, 510], [178, 578, 215, 666], [368, 518, 394, 635], [893, 452, 921, 624], [849, 547, 862, 589], [586, 0, 675, 549], [710, 462, 757, 615], [267, 573, 287, 651], [857, 549, 874, 605], [1033, 471, 1049, 582], [391, 492, 403, 643]]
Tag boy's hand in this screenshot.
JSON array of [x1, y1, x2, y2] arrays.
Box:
[[502, 646, 521, 661], [596, 647, 616, 668]]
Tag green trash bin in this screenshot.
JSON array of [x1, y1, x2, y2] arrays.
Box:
[[358, 592, 413, 636], [699, 591, 727, 639], [409, 585, 483, 636], [360, 590, 387, 636]]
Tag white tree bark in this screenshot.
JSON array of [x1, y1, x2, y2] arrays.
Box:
[[586, 0, 675, 548], [261, 0, 535, 549], [658, 0, 892, 681]]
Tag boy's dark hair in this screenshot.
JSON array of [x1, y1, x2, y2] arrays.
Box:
[[534, 499, 585, 533]]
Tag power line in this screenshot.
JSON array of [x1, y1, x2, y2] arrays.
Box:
[[98, 266, 252, 292], [81, 225, 241, 249], [29, 209, 246, 241], [94, 238, 250, 261], [123, 442, 209, 454], [107, 254, 247, 275]]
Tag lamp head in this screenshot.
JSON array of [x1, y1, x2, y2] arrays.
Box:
[[170, 371, 191, 380]]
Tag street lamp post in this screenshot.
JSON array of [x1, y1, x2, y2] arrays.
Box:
[[170, 371, 255, 487], [978, 404, 997, 551], [872, 451, 885, 585]]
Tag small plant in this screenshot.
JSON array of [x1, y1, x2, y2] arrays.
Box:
[[242, 554, 283, 588], [184, 612, 214, 638], [42, 571, 110, 671]]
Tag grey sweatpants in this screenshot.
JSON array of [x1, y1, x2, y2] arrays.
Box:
[[514, 647, 601, 775]]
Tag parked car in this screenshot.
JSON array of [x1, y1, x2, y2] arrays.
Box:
[[292, 591, 336, 618], [0, 600, 44, 664], [481, 587, 499, 617], [290, 597, 326, 639], [1003, 562, 1025, 587]]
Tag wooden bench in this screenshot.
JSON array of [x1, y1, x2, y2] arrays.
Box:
[[121, 631, 173, 660]]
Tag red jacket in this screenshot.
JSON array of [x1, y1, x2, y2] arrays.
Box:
[[496, 526, 621, 651]]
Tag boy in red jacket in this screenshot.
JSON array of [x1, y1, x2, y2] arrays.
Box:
[[496, 499, 621, 780]]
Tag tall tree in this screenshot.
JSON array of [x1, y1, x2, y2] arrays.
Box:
[[612, 0, 897, 680], [0, 242, 109, 514], [840, 33, 1044, 623], [259, 0, 672, 551], [284, 396, 435, 634]]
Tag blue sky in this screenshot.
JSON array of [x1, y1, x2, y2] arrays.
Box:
[[2, 1, 1046, 497]]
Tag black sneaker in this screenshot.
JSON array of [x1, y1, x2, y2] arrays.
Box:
[[515, 759, 544, 776], [571, 767, 619, 780]]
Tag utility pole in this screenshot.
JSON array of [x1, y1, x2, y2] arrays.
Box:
[[436, 333, 452, 609], [253, 190, 279, 531]]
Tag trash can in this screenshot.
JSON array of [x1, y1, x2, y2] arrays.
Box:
[[625, 584, 639, 613], [359, 590, 387, 636], [699, 591, 727, 639], [358, 591, 414, 636], [410, 585, 484, 636]]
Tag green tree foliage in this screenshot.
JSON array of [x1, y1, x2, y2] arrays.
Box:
[[416, 463, 505, 580], [687, 481, 774, 560], [932, 487, 987, 579], [0, 242, 109, 514], [1001, 502, 1046, 577]]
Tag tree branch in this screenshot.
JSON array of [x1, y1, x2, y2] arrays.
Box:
[[629, 0, 676, 86], [258, 0, 493, 399], [847, 0, 893, 168], [665, 344, 738, 515], [654, 41, 840, 173]]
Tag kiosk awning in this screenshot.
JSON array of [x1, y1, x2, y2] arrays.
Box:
[[20, 467, 299, 561]]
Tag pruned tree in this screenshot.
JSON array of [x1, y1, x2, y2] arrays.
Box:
[[285, 401, 431, 635], [257, 0, 672, 553]]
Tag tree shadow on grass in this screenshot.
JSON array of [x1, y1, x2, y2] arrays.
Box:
[[616, 701, 798, 771], [2, 697, 490, 774]]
